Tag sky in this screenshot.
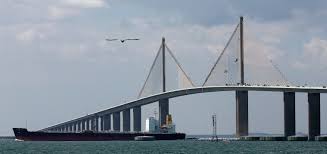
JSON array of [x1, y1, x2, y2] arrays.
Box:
[[1, 0, 327, 136]]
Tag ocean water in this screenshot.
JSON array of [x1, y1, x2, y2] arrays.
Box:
[[1, 139, 327, 154]]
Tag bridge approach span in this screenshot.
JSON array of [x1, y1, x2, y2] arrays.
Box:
[[42, 85, 327, 131]]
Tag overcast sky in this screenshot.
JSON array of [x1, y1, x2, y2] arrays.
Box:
[[1, 0, 327, 136]]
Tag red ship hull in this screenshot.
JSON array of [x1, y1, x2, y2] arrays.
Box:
[[13, 128, 186, 141]]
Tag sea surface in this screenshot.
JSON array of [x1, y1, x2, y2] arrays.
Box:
[[1, 139, 327, 154]]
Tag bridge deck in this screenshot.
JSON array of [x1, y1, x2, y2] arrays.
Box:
[[41, 85, 327, 131]]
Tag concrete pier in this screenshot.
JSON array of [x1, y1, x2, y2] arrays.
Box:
[[82, 120, 86, 131], [72, 123, 75, 132], [103, 114, 111, 131], [94, 116, 99, 131], [100, 116, 104, 131], [284, 92, 295, 137], [123, 109, 131, 132], [90, 118, 95, 131], [86, 119, 90, 130], [77, 122, 81, 132], [308, 93, 320, 141], [75, 122, 78, 132], [70, 125, 73, 132], [159, 98, 169, 126], [113, 112, 120, 131], [76, 123, 79, 132], [72, 124, 75, 132], [133, 106, 141, 132], [70, 124, 73, 132], [236, 90, 248, 137]]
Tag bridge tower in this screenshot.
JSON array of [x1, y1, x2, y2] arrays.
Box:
[[138, 36, 193, 129], [159, 37, 169, 127], [236, 16, 249, 137]]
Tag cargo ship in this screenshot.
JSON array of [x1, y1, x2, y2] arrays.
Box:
[[13, 128, 185, 141], [13, 115, 185, 141]]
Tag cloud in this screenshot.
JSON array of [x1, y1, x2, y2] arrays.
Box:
[[62, 0, 107, 8], [48, 0, 108, 19], [16, 29, 41, 42], [16, 25, 46, 42], [48, 6, 80, 19], [303, 37, 327, 64], [291, 38, 327, 71]]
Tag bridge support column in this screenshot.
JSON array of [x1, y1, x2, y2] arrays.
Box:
[[77, 122, 80, 132], [100, 116, 104, 131], [86, 119, 90, 130], [73, 123, 76, 132], [74, 123, 77, 132], [72, 124, 75, 132], [95, 116, 99, 131], [76, 123, 79, 132], [69, 124, 72, 132], [75, 123, 78, 132], [90, 118, 95, 131], [123, 109, 131, 132], [81, 120, 86, 131], [103, 114, 111, 131], [79, 121, 83, 131], [133, 106, 141, 132], [70, 124, 73, 132], [284, 92, 296, 137], [308, 93, 320, 141], [236, 90, 248, 137], [113, 112, 121, 131], [159, 98, 169, 126]]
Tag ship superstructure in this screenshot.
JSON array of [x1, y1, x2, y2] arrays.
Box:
[[145, 114, 176, 133]]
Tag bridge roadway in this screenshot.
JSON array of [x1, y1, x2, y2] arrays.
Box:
[[42, 85, 327, 140]]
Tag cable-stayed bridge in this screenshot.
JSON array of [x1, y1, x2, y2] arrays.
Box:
[[41, 17, 326, 141]]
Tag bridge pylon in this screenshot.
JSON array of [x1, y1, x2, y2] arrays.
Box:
[[235, 16, 249, 137], [159, 37, 170, 126], [139, 37, 194, 127]]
